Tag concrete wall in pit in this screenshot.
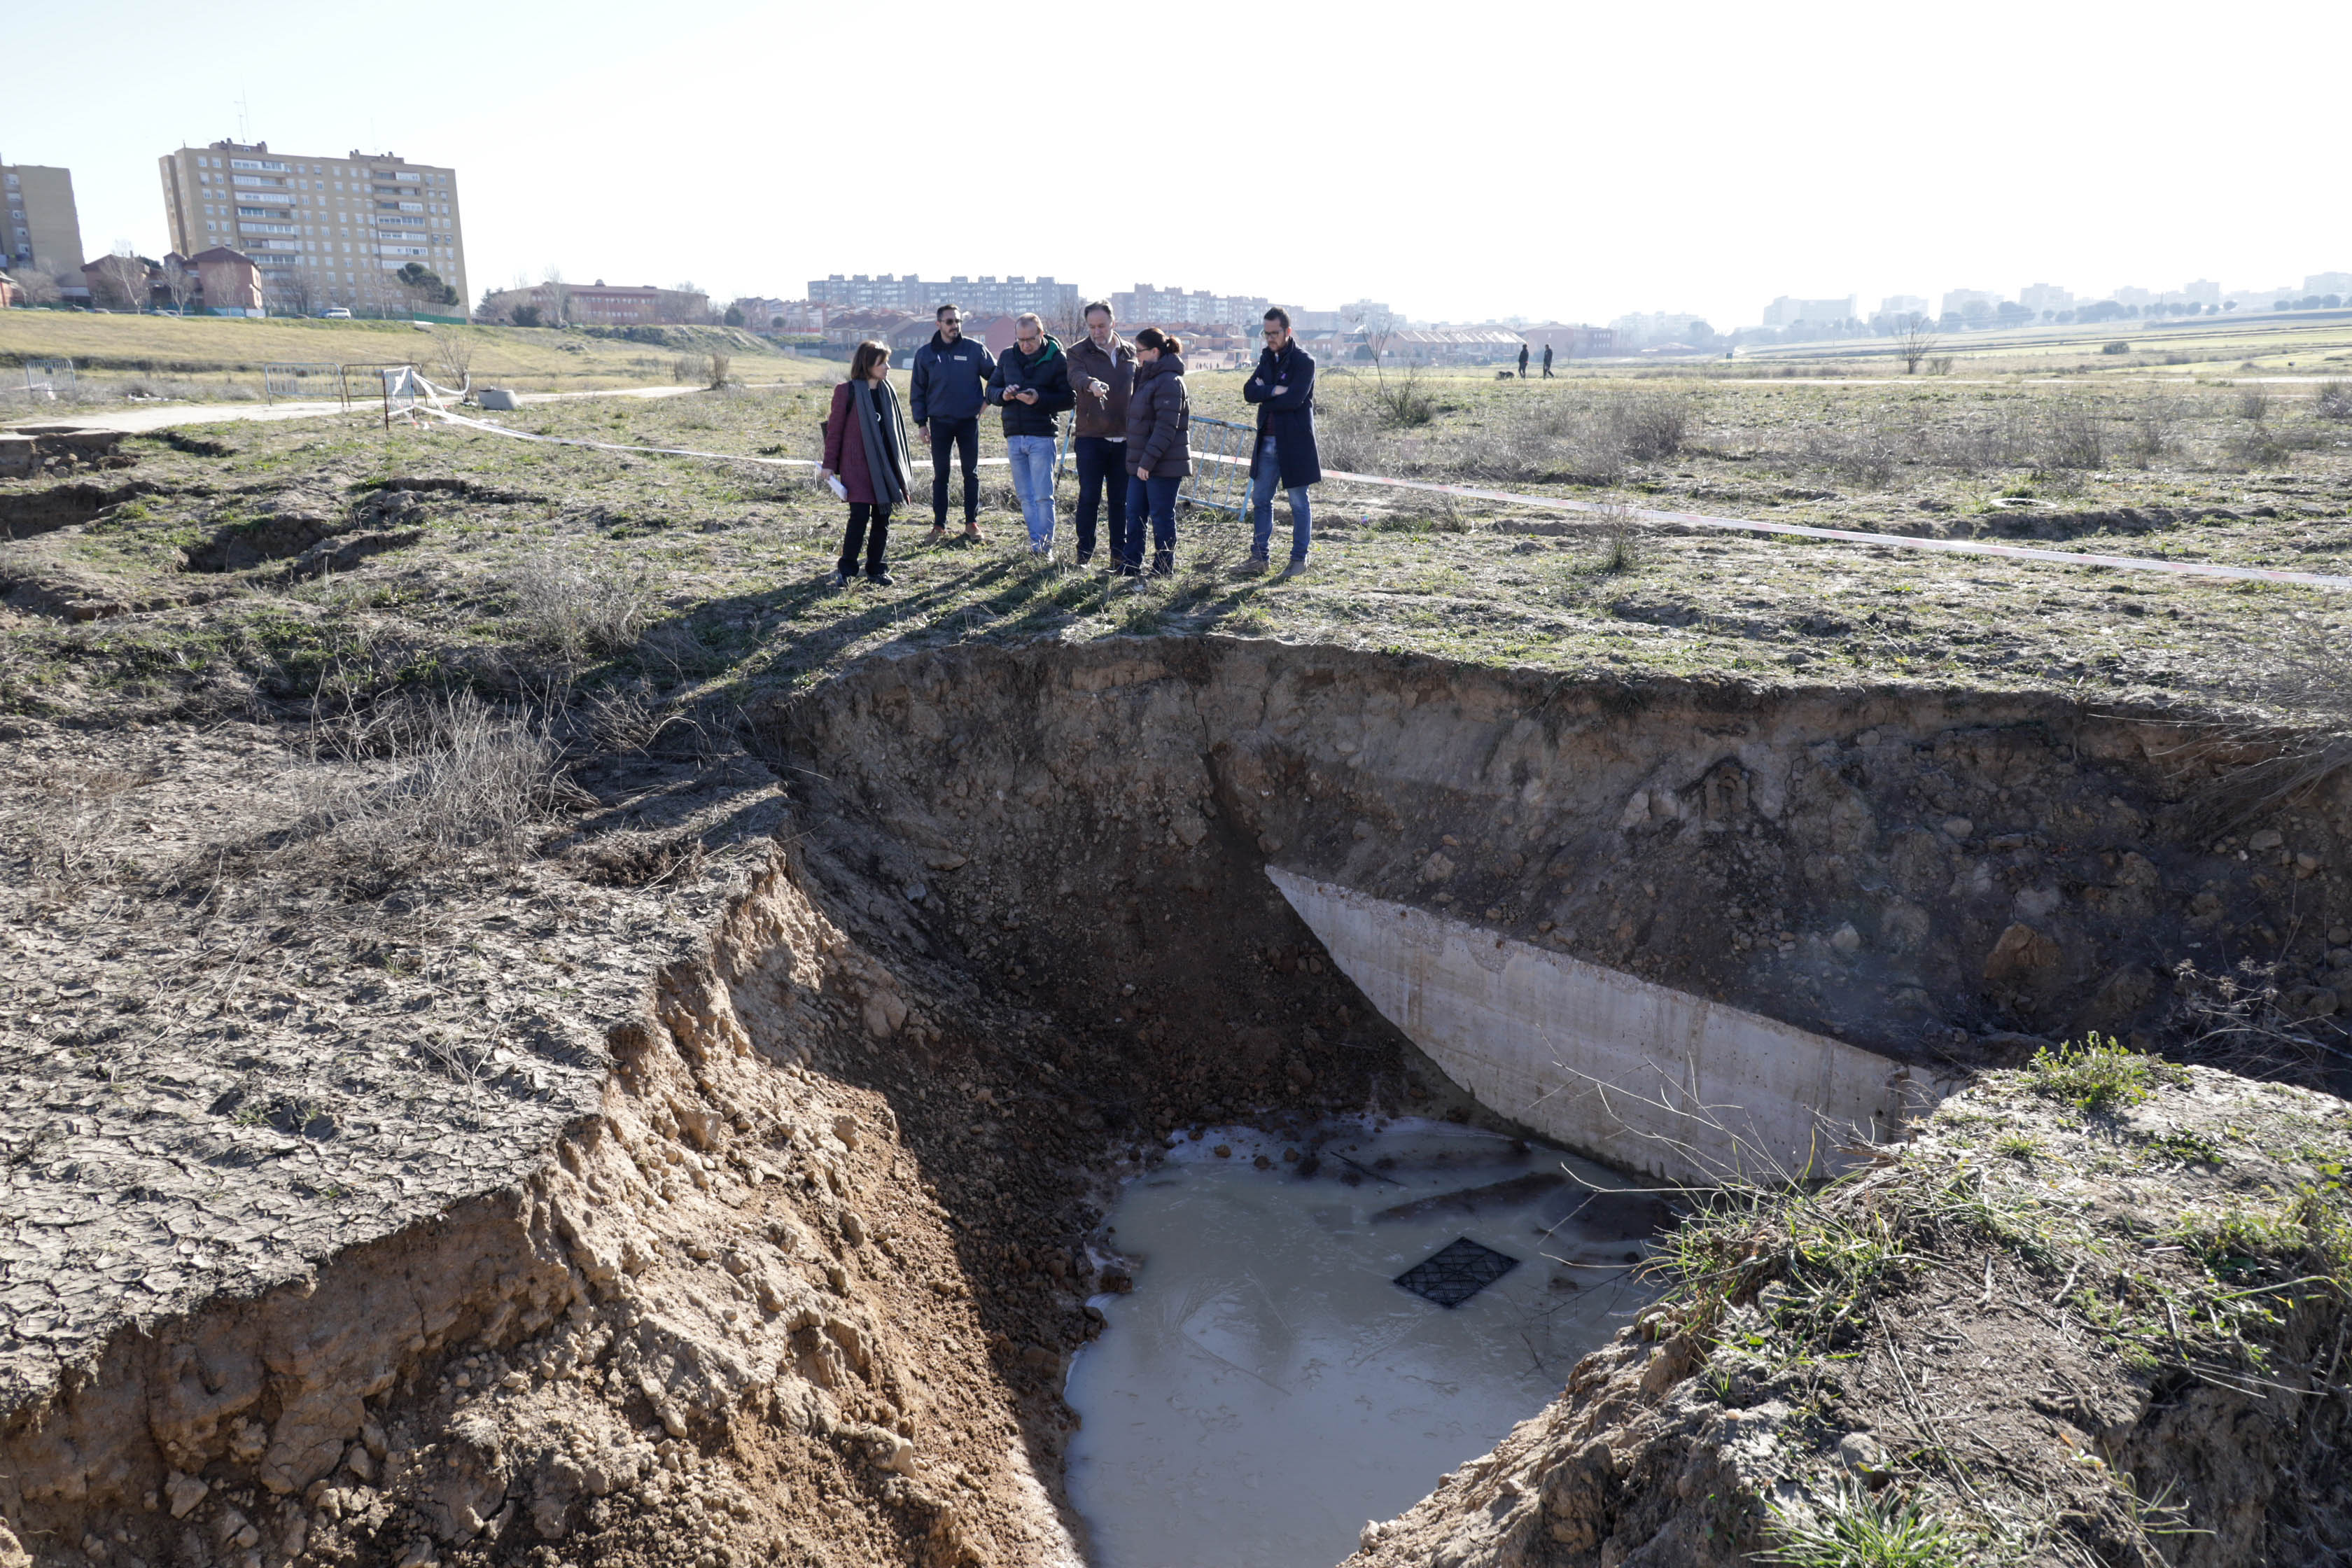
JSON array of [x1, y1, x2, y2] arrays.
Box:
[[1271, 869, 1956, 1184]]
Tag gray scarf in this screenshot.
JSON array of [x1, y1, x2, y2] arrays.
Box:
[[850, 377, 911, 506]]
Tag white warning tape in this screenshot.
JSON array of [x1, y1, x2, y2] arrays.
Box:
[[421, 406, 2350, 592]]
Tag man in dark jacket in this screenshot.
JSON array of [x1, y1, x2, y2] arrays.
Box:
[[986, 313, 1074, 554], [1518, 342, 1530, 379], [909, 303, 995, 543], [1541, 342, 1555, 377], [1242, 306, 1322, 578], [1065, 300, 1135, 568]]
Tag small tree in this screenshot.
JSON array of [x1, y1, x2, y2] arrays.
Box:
[[268, 272, 318, 318], [1893, 315, 1940, 374], [540, 267, 573, 327], [510, 303, 543, 328], [427, 326, 475, 388], [393, 262, 458, 311], [14, 269, 61, 305], [161, 257, 200, 314], [98, 244, 148, 312]]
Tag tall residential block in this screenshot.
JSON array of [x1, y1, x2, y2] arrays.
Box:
[[2, 164, 88, 280], [158, 139, 468, 316], [807, 274, 1079, 318]]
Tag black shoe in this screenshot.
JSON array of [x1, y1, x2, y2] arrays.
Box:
[[1075, 550, 1093, 566], [866, 568, 895, 587], [827, 569, 850, 588]]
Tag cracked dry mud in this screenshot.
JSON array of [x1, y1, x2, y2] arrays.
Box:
[[1, 393, 2348, 1568]]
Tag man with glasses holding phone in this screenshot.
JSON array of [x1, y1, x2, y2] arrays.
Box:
[[910, 303, 995, 544], [1241, 307, 1322, 578], [986, 312, 1074, 555]]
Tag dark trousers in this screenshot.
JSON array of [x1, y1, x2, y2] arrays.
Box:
[[839, 502, 890, 575], [927, 416, 979, 525], [1541, 359, 1555, 377], [1072, 436, 1128, 561], [1120, 473, 1180, 571]]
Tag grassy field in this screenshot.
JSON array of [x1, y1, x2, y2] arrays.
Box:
[[1733, 309, 2352, 376], [3, 365, 2347, 735], [0, 311, 821, 402]]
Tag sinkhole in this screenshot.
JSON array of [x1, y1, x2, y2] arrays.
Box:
[[758, 633, 2330, 1562]]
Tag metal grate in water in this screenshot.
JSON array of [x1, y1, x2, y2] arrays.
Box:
[[1393, 1236, 1519, 1308]]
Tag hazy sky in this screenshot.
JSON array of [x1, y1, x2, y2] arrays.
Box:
[[8, 0, 2346, 326]]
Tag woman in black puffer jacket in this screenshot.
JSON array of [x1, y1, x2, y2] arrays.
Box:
[[1119, 328, 1191, 577]]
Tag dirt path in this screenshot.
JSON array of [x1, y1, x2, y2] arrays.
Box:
[[2, 382, 712, 434]]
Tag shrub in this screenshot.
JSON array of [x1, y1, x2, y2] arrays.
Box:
[[2033, 398, 2106, 469], [2101, 340, 2133, 355], [510, 550, 657, 659], [2318, 380, 2352, 421], [1372, 366, 1438, 428], [2025, 1035, 2154, 1112]]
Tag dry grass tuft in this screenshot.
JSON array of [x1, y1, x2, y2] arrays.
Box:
[[510, 549, 659, 659]]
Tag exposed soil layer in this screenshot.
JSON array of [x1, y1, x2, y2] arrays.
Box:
[[765, 638, 2348, 1089], [1, 635, 2345, 1568], [0, 479, 164, 541]]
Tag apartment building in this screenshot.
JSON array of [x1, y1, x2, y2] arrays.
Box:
[[158, 140, 467, 316], [1761, 295, 1856, 328], [1110, 284, 1273, 329], [2, 163, 87, 281], [806, 274, 1080, 319]]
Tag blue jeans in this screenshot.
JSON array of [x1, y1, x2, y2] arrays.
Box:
[[1121, 473, 1180, 570], [1072, 435, 1128, 561], [1250, 437, 1312, 561], [1007, 435, 1058, 548]]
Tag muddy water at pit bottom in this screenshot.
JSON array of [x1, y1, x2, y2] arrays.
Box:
[[1065, 1121, 1662, 1568]]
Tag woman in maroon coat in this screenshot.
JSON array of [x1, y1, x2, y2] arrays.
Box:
[[818, 340, 915, 587]]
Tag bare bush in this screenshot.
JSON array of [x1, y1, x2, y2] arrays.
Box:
[[2125, 389, 2188, 466], [1586, 499, 1647, 573], [284, 692, 570, 887], [1606, 390, 1688, 461], [1804, 414, 1909, 487], [707, 351, 732, 389], [1314, 397, 1386, 474], [427, 328, 475, 391], [1372, 363, 1438, 428], [671, 354, 712, 386], [2169, 959, 2347, 1082], [2315, 381, 2352, 421], [2237, 387, 2272, 421], [509, 550, 657, 658], [2034, 398, 2106, 470]]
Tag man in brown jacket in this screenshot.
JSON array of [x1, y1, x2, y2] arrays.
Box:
[[1065, 300, 1136, 568]]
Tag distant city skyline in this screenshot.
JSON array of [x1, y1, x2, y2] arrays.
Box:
[[4, 1, 2345, 333]]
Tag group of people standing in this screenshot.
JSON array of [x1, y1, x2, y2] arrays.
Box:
[[816, 300, 1322, 585]]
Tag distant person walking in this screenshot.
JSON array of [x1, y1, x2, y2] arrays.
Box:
[[986, 312, 1074, 554], [1121, 328, 1191, 578], [909, 303, 994, 543], [1065, 300, 1136, 568], [1518, 342, 1530, 379], [816, 340, 913, 587], [1541, 342, 1555, 377], [1241, 307, 1321, 577]]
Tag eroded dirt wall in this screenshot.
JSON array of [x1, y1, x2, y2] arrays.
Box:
[[767, 637, 2348, 1088], [0, 848, 1092, 1568]]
